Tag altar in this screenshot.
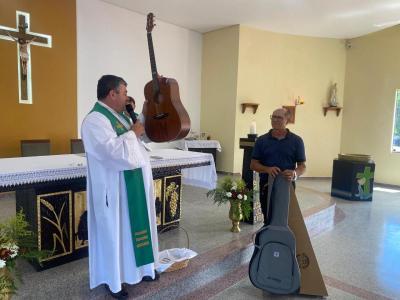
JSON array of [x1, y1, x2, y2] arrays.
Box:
[[0, 149, 216, 270]]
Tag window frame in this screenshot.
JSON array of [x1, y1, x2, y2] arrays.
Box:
[[391, 89, 400, 153]]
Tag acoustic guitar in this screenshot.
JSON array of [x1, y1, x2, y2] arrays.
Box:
[[143, 13, 191, 142]]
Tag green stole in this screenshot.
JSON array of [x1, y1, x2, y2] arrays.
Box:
[[91, 102, 154, 267]]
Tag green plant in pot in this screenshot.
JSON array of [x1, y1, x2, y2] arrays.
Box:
[[207, 177, 253, 232], [0, 211, 48, 299]]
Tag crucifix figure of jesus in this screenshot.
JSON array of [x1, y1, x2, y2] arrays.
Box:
[[0, 11, 52, 104], [7, 30, 37, 79]]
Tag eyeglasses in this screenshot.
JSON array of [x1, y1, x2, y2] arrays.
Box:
[[270, 115, 284, 121]]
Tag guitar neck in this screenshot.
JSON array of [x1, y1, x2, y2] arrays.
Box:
[[147, 32, 160, 95]]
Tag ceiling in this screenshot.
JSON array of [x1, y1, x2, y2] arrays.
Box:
[[103, 0, 400, 39]]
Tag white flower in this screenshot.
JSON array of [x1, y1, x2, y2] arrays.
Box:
[[0, 259, 5, 269], [9, 244, 19, 252], [2, 244, 19, 259], [237, 194, 243, 200], [10, 249, 18, 259], [226, 192, 232, 198], [244, 195, 248, 200], [231, 185, 237, 191]]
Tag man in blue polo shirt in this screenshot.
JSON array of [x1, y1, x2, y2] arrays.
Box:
[[250, 108, 306, 225]]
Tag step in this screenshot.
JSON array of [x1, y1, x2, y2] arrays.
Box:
[[89, 198, 339, 299]]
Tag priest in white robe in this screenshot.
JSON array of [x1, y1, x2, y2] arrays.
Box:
[[81, 75, 159, 298]]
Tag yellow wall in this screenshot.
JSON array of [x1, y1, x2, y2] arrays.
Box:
[[0, 0, 76, 157], [341, 25, 400, 185], [201, 26, 240, 171], [202, 25, 347, 175], [235, 27, 347, 176]]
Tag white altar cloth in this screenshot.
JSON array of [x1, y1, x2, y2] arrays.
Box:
[[176, 139, 222, 152], [0, 149, 216, 190]]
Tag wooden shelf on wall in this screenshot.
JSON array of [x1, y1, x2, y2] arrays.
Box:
[[323, 106, 342, 116], [282, 105, 296, 124], [241, 103, 259, 114]]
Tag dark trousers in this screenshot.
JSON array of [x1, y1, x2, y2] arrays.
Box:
[[260, 177, 296, 225]]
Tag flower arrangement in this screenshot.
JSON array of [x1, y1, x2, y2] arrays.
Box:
[[207, 177, 253, 221], [0, 211, 48, 298]]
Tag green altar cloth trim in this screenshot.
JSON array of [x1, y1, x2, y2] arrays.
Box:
[[90, 102, 154, 266]]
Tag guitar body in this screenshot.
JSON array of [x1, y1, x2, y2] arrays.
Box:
[[144, 13, 191, 143], [143, 77, 190, 142]]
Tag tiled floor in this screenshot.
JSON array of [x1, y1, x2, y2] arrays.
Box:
[[1, 178, 399, 299]]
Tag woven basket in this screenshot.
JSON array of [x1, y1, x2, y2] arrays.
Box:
[[159, 225, 190, 272], [164, 258, 189, 272]]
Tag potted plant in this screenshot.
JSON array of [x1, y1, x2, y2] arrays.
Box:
[[207, 177, 253, 232], [0, 211, 48, 299]]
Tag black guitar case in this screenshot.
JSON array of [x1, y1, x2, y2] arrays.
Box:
[[249, 174, 301, 294]]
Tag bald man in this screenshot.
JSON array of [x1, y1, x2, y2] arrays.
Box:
[[250, 108, 306, 225]]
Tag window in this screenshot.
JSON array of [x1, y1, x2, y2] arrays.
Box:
[[392, 90, 400, 153]]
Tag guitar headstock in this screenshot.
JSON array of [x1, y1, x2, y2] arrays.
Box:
[[146, 13, 155, 33]]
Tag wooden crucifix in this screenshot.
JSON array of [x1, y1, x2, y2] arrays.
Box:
[[0, 11, 52, 104]]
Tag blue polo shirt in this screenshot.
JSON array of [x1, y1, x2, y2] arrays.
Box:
[[252, 129, 306, 182]]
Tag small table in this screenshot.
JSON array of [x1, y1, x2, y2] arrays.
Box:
[[176, 139, 221, 166], [331, 159, 375, 201]]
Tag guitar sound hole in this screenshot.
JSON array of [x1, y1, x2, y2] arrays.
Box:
[[153, 112, 169, 120]]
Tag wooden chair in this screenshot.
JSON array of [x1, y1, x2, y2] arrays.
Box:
[[70, 139, 85, 154], [20, 139, 51, 157]]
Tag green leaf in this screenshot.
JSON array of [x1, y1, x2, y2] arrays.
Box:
[[0, 210, 50, 295]]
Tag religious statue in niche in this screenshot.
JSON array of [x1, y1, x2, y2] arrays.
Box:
[[7, 28, 36, 79], [329, 83, 338, 107]]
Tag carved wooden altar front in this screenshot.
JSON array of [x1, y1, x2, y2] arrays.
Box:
[[15, 164, 202, 270], [0, 150, 215, 270]]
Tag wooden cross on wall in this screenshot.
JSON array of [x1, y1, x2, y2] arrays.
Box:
[[0, 11, 52, 104]]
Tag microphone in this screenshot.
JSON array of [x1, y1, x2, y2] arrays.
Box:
[[125, 104, 137, 124]]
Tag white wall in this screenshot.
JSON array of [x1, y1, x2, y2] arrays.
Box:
[[76, 0, 202, 148]]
